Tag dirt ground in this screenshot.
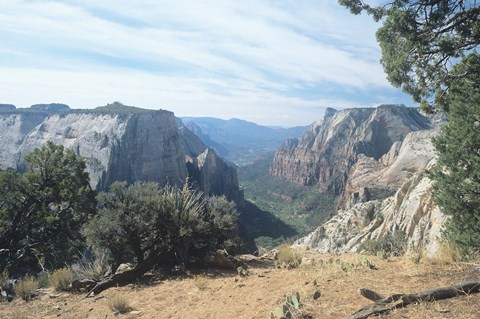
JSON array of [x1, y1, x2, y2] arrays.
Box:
[[1, 252, 479, 319]]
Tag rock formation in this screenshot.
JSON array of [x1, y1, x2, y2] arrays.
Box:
[[270, 105, 433, 194], [285, 105, 448, 256], [0, 105, 241, 202]]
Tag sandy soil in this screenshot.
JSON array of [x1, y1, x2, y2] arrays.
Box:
[[1, 252, 479, 319]]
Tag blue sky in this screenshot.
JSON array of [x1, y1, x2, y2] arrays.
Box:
[[0, 0, 414, 126]]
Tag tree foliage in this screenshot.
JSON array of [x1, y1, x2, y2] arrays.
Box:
[[0, 142, 96, 273], [339, 0, 480, 111], [85, 181, 242, 270], [430, 54, 480, 254]]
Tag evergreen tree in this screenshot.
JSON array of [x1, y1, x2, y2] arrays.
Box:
[[338, 0, 480, 111], [0, 142, 96, 273], [431, 54, 480, 254]]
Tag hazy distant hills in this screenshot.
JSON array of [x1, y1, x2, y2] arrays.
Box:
[[180, 117, 308, 165]]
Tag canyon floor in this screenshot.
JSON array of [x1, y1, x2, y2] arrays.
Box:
[[1, 252, 479, 319]]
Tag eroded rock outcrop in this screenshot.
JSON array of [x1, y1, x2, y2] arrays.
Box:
[[186, 148, 241, 202], [0, 107, 241, 202], [270, 105, 433, 195], [294, 115, 448, 256], [296, 166, 447, 256]]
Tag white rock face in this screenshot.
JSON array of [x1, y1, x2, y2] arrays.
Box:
[[0, 110, 241, 201], [295, 125, 448, 256], [15, 113, 129, 189]]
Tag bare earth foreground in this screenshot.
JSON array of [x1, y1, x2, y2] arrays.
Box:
[[1, 252, 479, 319]]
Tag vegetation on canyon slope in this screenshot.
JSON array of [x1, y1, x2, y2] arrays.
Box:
[[341, 0, 480, 256], [0, 143, 244, 278]]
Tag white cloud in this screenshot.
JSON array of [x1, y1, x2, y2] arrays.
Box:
[[0, 0, 410, 126]]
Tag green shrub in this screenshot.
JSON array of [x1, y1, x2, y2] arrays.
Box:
[[85, 182, 243, 270], [0, 270, 10, 302], [0, 269, 9, 288], [37, 271, 49, 288], [14, 275, 39, 301], [49, 267, 73, 291], [360, 232, 407, 257]]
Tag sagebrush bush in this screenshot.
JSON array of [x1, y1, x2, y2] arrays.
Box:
[[0, 269, 9, 288], [0, 270, 10, 302], [14, 275, 39, 301], [108, 294, 131, 314], [85, 181, 243, 269], [71, 252, 110, 281], [49, 267, 73, 291], [276, 244, 302, 268], [37, 271, 49, 288], [360, 232, 407, 257], [435, 242, 461, 264]]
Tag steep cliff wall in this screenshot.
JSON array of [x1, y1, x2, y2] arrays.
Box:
[[186, 148, 241, 202], [294, 126, 447, 256], [270, 105, 432, 195], [0, 109, 241, 201]]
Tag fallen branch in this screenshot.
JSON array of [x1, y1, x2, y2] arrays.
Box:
[[85, 250, 173, 297], [350, 279, 480, 319]]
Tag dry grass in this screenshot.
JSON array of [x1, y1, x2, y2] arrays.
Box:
[[9, 310, 29, 319], [193, 275, 209, 290], [48, 267, 73, 291], [14, 275, 39, 302], [434, 242, 462, 264], [108, 294, 131, 314], [0, 252, 478, 318], [276, 244, 302, 268], [71, 252, 110, 281]]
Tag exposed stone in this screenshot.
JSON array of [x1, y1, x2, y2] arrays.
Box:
[[295, 163, 448, 256], [291, 106, 448, 256], [270, 105, 433, 195], [187, 148, 242, 202], [0, 108, 241, 201]]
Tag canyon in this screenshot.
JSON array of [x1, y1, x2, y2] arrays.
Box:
[[269, 105, 448, 255]]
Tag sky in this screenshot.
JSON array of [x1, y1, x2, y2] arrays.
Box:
[[0, 0, 415, 127]]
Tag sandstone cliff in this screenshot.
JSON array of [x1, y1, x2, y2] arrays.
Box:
[[270, 105, 433, 195], [0, 106, 241, 202], [293, 112, 448, 256]]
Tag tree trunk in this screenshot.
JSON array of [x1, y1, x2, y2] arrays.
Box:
[[350, 279, 480, 319], [86, 250, 173, 296]]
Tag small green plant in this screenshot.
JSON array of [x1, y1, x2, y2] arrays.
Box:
[[0, 270, 10, 302], [360, 232, 407, 257], [49, 267, 73, 291], [37, 271, 50, 288], [357, 257, 376, 269], [14, 275, 39, 301], [270, 292, 303, 319], [0, 269, 9, 288], [108, 294, 131, 314], [276, 244, 302, 269]]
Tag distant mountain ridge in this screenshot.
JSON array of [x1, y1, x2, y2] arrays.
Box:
[[181, 117, 307, 165]]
